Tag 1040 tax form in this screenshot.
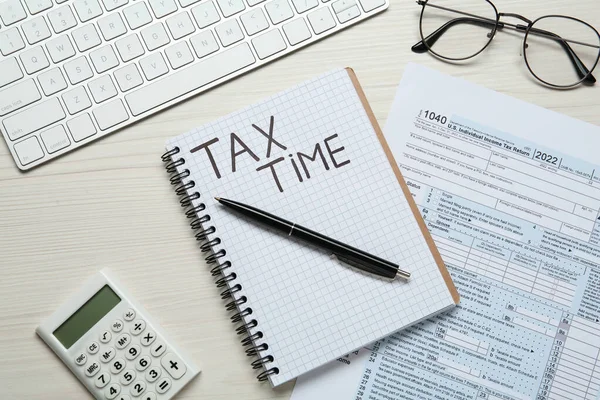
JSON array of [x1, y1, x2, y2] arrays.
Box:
[[291, 64, 600, 400]]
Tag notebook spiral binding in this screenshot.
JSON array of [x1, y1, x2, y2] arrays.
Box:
[[162, 147, 280, 382]]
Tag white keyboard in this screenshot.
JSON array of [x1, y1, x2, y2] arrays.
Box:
[[0, 0, 388, 170]]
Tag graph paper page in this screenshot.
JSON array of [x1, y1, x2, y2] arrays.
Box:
[[166, 69, 456, 386]]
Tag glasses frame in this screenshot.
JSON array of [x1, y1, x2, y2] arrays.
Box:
[[414, 0, 600, 88]]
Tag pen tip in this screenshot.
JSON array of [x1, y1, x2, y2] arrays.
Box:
[[214, 197, 221, 201]]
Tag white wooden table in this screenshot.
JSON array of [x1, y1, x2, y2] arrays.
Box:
[[1, 0, 599, 398]]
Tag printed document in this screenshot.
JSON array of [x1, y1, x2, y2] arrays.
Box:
[[291, 64, 600, 400]]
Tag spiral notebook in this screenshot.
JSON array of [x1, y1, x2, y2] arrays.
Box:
[[162, 68, 459, 386]]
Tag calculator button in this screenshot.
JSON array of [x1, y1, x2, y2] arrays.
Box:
[[161, 353, 186, 379], [75, 352, 87, 365], [125, 345, 141, 360], [120, 369, 136, 386], [116, 333, 131, 349], [156, 377, 171, 394], [85, 361, 101, 377], [142, 393, 156, 400], [105, 383, 121, 399], [111, 358, 126, 374], [100, 347, 116, 363], [124, 309, 136, 321], [150, 342, 166, 357], [145, 366, 161, 383], [140, 330, 156, 346], [130, 380, 146, 397], [100, 330, 112, 343], [95, 371, 111, 388], [117, 396, 131, 400], [112, 319, 124, 332], [130, 320, 146, 336], [88, 342, 100, 354], [135, 355, 151, 371]]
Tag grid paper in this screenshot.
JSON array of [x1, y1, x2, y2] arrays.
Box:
[[166, 69, 456, 386]]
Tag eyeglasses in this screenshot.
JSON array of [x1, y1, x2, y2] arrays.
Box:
[[412, 0, 600, 88]]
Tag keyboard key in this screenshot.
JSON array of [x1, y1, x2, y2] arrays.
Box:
[[62, 85, 92, 114], [216, 0, 244, 17], [123, 2, 152, 30], [90, 45, 120, 73], [141, 22, 170, 51], [24, 0, 53, 15], [85, 361, 101, 377], [265, 0, 294, 24], [120, 369, 136, 386], [47, 5, 78, 33], [191, 1, 220, 28], [215, 19, 244, 47], [0, 79, 41, 117], [21, 16, 52, 45], [46, 35, 77, 63], [357, 0, 385, 12], [95, 371, 111, 388], [291, 0, 317, 13], [148, 0, 177, 18], [156, 377, 172, 394], [114, 64, 143, 91], [139, 53, 169, 80], [93, 98, 128, 130], [165, 42, 194, 69], [40, 125, 70, 153], [74, 0, 103, 22], [67, 112, 97, 141], [240, 8, 269, 36], [178, 0, 200, 7], [0, 28, 25, 56], [145, 367, 161, 382], [190, 30, 219, 58], [88, 75, 118, 103], [64, 56, 94, 84], [336, 4, 359, 23], [98, 13, 127, 40], [72, 24, 102, 51], [0, 58, 23, 88], [105, 383, 121, 400], [307, 6, 335, 34], [130, 380, 146, 397], [115, 332, 132, 349], [38, 68, 68, 96], [283, 17, 311, 45], [252, 28, 286, 59], [116, 34, 145, 62], [150, 341, 166, 357], [110, 358, 126, 374], [125, 43, 255, 116], [248, 0, 266, 5], [160, 353, 186, 379], [0, 0, 27, 25], [332, 0, 353, 13], [102, 0, 128, 11], [3, 97, 66, 140], [14, 136, 45, 166], [166, 12, 195, 39], [20, 46, 50, 74]]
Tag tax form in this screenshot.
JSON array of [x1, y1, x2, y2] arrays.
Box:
[[290, 64, 600, 400]]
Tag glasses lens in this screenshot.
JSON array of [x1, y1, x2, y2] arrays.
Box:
[[420, 0, 498, 60], [525, 16, 600, 87]]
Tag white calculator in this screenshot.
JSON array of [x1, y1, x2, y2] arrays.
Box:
[[36, 269, 200, 400]]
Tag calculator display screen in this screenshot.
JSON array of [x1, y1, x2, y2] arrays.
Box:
[[53, 285, 121, 349]]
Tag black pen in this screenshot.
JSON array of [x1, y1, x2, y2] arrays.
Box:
[[214, 197, 411, 281]]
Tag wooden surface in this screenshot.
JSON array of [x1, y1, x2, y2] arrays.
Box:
[[1, 1, 599, 398]]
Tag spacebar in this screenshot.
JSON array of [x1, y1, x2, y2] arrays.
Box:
[[125, 43, 256, 117]]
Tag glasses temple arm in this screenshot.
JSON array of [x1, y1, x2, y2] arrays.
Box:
[[412, 17, 596, 84]]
